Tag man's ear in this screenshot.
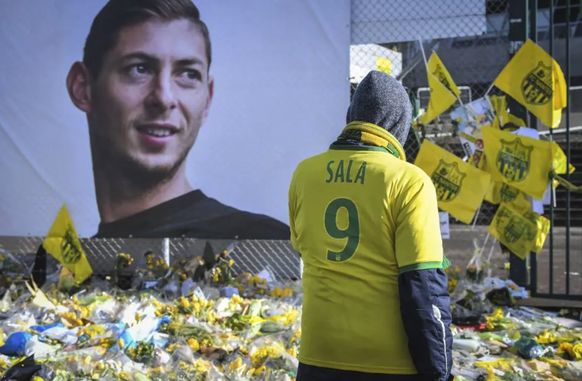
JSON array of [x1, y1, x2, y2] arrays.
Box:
[[66, 62, 92, 113], [202, 75, 214, 122]]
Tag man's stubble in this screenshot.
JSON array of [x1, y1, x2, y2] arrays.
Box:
[[88, 122, 195, 199]]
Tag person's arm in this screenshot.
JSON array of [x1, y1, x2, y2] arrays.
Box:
[[394, 175, 453, 381], [288, 173, 301, 257]]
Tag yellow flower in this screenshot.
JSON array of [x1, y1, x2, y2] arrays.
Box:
[[252, 346, 282, 366], [253, 366, 266, 376], [179, 296, 190, 309], [166, 343, 180, 353], [187, 338, 200, 352], [287, 347, 297, 357], [229, 357, 243, 372], [229, 259, 235, 266]]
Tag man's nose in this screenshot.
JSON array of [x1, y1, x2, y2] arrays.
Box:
[[146, 72, 178, 111]]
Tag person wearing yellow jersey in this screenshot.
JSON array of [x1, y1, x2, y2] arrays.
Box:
[[289, 71, 453, 381]]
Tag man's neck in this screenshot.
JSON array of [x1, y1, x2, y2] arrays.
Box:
[[94, 165, 193, 224]]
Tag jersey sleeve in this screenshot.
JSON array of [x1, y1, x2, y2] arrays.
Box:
[[394, 174, 443, 273], [288, 172, 300, 254]]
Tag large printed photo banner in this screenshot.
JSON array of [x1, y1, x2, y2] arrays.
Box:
[[0, 0, 351, 238]]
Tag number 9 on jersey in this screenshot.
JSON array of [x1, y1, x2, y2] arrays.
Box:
[[324, 198, 360, 262]]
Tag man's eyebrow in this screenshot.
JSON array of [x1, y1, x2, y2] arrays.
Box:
[[174, 57, 205, 66], [118, 52, 205, 67], [119, 51, 160, 63]]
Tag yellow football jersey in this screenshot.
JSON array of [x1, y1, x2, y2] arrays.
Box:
[[289, 144, 444, 374]]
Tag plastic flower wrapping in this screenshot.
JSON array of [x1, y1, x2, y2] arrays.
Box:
[[3, 245, 582, 381], [0, 247, 301, 381]]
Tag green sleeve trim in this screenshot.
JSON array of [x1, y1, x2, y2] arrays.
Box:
[[398, 261, 443, 275]]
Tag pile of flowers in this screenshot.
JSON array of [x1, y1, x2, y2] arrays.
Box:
[[0, 249, 301, 381]]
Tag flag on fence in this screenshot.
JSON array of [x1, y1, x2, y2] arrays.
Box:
[[523, 211, 550, 254], [428, 51, 460, 97], [43, 205, 93, 284], [484, 181, 531, 212], [493, 39, 567, 128], [489, 95, 526, 130], [482, 126, 553, 199], [552, 141, 576, 175], [376, 57, 392, 75], [414, 140, 491, 224], [489, 203, 538, 259], [419, 52, 457, 125]]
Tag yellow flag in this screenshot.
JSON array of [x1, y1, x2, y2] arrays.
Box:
[[523, 211, 550, 254], [414, 140, 491, 224], [493, 39, 567, 128], [482, 126, 553, 199], [43, 205, 93, 284], [428, 51, 460, 97], [419, 54, 457, 125], [484, 181, 531, 212], [489, 95, 527, 130], [551, 141, 576, 175], [489, 203, 537, 259], [490, 95, 509, 130], [376, 57, 392, 75]]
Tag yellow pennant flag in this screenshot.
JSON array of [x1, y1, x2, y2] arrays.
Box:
[[376, 57, 392, 75], [551, 141, 576, 189], [43, 205, 93, 284], [414, 140, 491, 224], [493, 39, 567, 128], [428, 51, 460, 97], [489, 95, 527, 130], [523, 211, 550, 254], [489, 203, 537, 259], [482, 126, 553, 200], [484, 182, 531, 212], [419, 53, 457, 125], [552, 141, 576, 175], [490, 95, 509, 130]]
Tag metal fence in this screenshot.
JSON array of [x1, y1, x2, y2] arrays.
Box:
[[350, 0, 511, 226], [528, 0, 582, 300], [0, 237, 301, 281], [349, 0, 582, 298]]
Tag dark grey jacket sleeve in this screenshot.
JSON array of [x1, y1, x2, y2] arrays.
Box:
[[398, 268, 453, 381]]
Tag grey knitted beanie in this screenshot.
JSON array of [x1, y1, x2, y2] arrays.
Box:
[[346, 70, 412, 146]]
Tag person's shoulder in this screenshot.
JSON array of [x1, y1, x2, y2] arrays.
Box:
[[376, 156, 431, 188], [293, 151, 328, 172]]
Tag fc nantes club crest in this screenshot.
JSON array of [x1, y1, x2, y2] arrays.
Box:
[[500, 183, 519, 202], [503, 215, 526, 244], [496, 138, 533, 182], [60, 225, 83, 264], [522, 61, 552, 105], [433, 64, 453, 93], [431, 160, 466, 202]]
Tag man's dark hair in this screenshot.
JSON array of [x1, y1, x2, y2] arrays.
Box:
[[83, 0, 212, 79]]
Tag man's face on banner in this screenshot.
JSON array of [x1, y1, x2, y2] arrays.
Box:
[[88, 19, 213, 177]]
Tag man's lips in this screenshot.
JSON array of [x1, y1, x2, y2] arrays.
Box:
[[136, 123, 179, 138], [135, 123, 179, 148]]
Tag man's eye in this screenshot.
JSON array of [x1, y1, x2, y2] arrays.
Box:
[[135, 64, 148, 74], [183, 70, 201, 81], [127, 64, 150, 77]]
